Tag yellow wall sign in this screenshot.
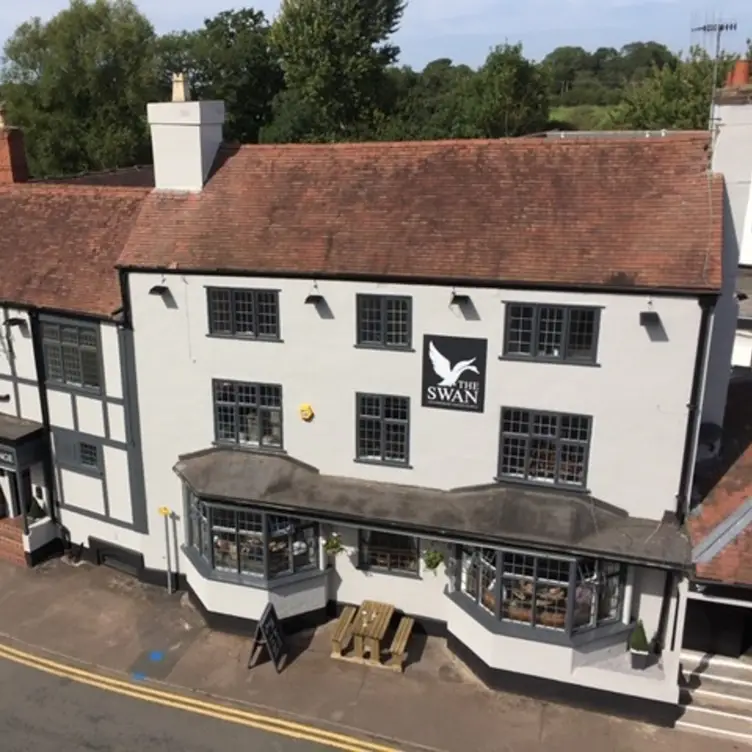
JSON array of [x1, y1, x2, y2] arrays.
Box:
[[299, 404, 314, 422], [157, 506, 171, 517]]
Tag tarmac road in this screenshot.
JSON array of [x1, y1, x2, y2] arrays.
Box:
[[0, 655, 347, 752]]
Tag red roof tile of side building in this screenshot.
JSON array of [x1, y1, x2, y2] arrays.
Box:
[[0, 184, 149, 318], [118, 134, 724, 293], [688, 376, 752, 586]]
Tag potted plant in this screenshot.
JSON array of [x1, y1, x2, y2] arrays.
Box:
[[629, 620, 650, 670], [422, 547, 444, 575], [323, 532, 344, 561]]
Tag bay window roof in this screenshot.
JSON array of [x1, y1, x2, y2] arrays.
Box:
[[174, 447, 690, 570]]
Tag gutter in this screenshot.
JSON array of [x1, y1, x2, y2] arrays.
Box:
[[113, 265, 722, 299], [675, 295, 716, 522]]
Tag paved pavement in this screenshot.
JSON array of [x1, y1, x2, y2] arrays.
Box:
[[0, 656, 335, 752], [0, 557, 744, 752]]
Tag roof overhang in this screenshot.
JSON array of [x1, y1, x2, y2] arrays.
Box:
[[173, 447, 691, 570]]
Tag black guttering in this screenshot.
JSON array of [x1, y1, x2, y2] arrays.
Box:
[[0, 300, 118, 325], [675, 294, 716, 522], [115, 266, 721, 299], [28, 310, 58, 528]]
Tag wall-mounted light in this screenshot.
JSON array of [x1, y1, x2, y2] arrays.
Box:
[[639, 310, 661, 326], [149, 284, 170, 296], [304, 282, 324, 305], [4, 317, 25, 327], [450, 291, 471, 306], [0, 394, 10, 403]]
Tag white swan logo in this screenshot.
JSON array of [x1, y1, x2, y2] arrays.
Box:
[[428, 341, 480, 386], [423, 336, 487, 412]]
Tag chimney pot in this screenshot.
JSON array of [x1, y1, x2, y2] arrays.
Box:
[[171, 72, 190, 103], [728, 60, 751, 88], [0, 103, 30, 184]]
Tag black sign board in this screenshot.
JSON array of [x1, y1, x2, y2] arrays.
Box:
[[247, 603, 287, 673], [421, 335, 488, 413]]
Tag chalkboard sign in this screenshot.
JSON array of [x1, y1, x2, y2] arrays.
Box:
[[247, 603, 287, 674]]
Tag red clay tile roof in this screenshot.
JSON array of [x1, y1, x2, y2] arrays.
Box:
[[118, 135, 723, 293], [689, 376, 752, 585], [0, 184, 149, 318]]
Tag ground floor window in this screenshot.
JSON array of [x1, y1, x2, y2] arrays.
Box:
[[187, 495, 319, 580], [358, 530, 419, 575], [458, 546, 625, 635]]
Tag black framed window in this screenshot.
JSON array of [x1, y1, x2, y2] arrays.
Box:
[[207, 288, 280, 340], [356, 294, 411, 349], [213, 379, 283, 449], [458, 546, 624, 635], [356, 393, 410, 465], [503, 304, 600, 364], [186, 496, 319, 580], [53, 431, 102, 476], [358, 530, 419, 575], [41, 322, 101, 390], [498, 408, 592, 488]]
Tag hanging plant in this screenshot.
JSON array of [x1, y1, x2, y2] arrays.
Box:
[[422, 547, 445, 574], [323, 532, 344, 556]]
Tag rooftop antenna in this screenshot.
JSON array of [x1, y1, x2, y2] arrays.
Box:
[[691, 19, 737, 131]]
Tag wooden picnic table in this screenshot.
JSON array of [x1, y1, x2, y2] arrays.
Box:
[[351, 600, 395, 665]]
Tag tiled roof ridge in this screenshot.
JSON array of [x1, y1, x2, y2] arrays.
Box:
[[220, 132, 712, 152]]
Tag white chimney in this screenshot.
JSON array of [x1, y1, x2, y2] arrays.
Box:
[[147, 73, 225, 192]]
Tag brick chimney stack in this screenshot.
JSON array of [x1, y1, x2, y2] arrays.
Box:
[[0, 103, 30, 184]]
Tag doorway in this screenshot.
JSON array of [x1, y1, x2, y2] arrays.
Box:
[[0, 469, 12, 519]]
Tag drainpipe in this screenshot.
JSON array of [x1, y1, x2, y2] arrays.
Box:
[[675, 296, 716, 523], [28, 310, 58, 529]]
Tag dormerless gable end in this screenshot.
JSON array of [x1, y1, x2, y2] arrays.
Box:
[[117, 135, 723, 294]]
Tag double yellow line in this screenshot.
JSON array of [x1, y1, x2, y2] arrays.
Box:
[[0, 641, 402, 752]]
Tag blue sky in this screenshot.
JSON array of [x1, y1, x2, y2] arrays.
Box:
[[1, 0, 751, 68]]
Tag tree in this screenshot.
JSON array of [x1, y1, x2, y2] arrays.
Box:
[[262, 0, 405, 142], [612, 46, 734, 130], [158, 9, 283, 143], [471, 44, 550, 137], [0, 0, 159, 178]]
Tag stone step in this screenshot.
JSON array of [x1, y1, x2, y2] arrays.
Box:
[[682, 652, 752, 685], [677, 704, 752, 744], [0, 529, 23, 544], [682, 684, 752, 714], [0, 546, 27, 567]]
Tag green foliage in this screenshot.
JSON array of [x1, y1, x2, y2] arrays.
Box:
[[629, 620, 649, 653], [612, 46, 735, 131], [422, 548, 444, 574], [1, 1, 750, 177], [1, 0, 160, 178], [157, 9, 283, 144], [263, 0, 406, 142]]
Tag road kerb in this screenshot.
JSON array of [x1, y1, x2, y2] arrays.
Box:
[[0, 641, 402, 752]]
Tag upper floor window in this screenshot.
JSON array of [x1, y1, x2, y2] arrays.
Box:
[[358, 530, 419, 575], [356, 294, 411, 349], [498, 408, 592, 489], [213, 379, 282, 449], [503, 303, 600, 364], [207, 288, 280, 340], [41, 322, 100, 390], [356, 393, 410, 466]]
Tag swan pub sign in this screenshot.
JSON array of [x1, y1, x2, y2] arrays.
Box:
[[421, 335, 488, 413]]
